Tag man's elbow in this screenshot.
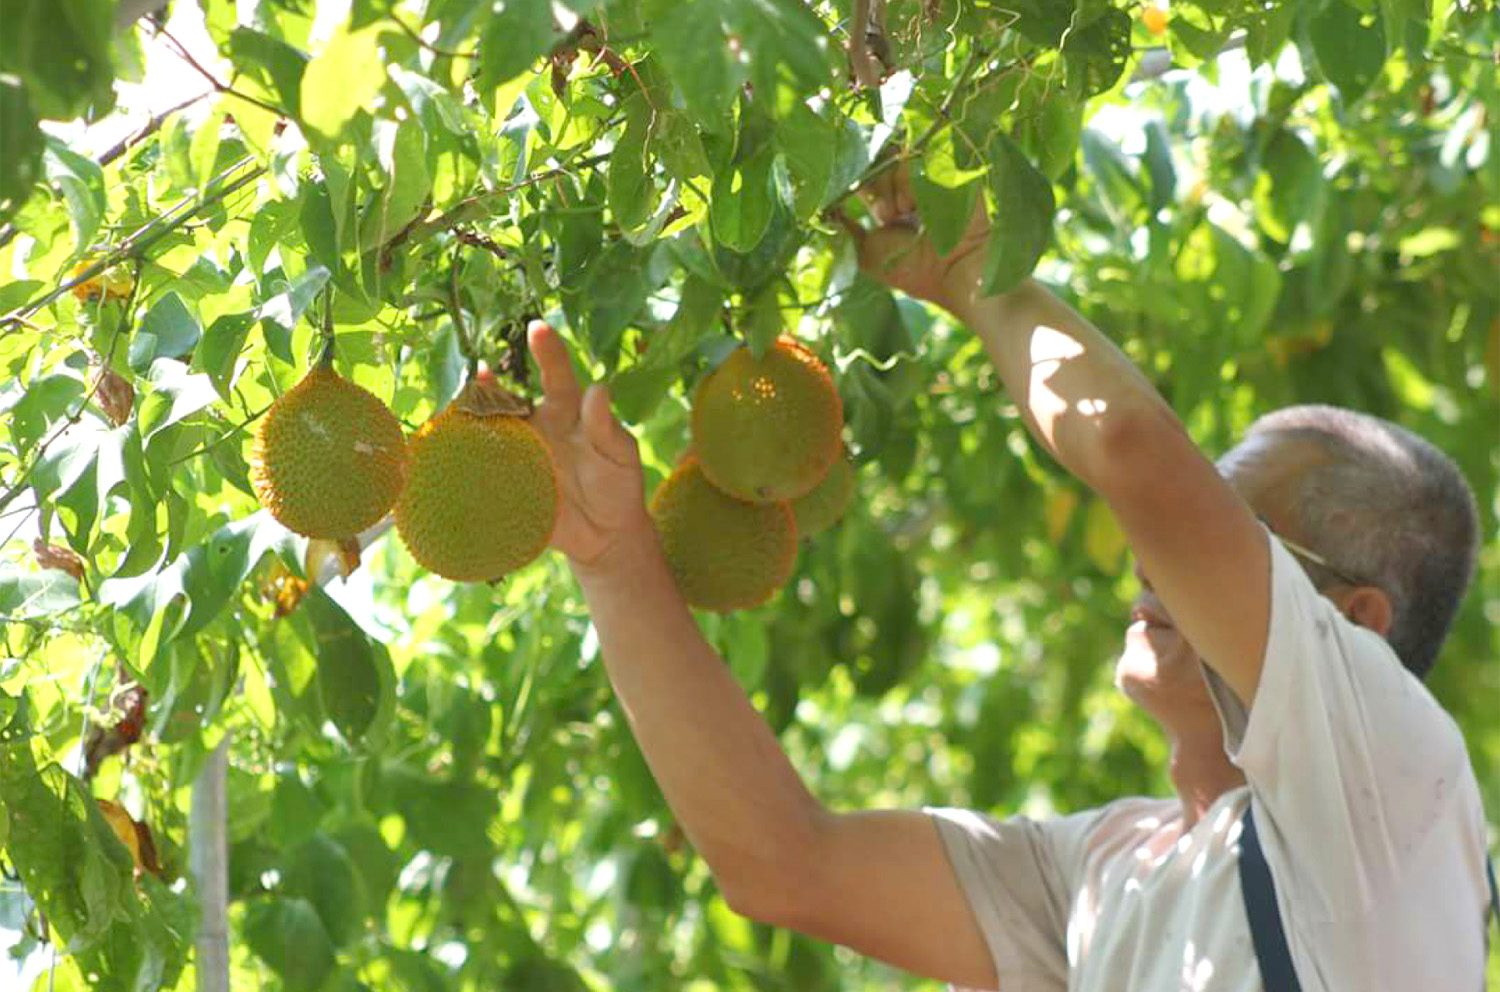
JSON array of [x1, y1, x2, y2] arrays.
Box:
[[712, 813, 830, 929], [1078, 398, 1191, 498]]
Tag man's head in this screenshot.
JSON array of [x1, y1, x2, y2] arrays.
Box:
[[1116, 404, 1480, 722], [1221, 404, 1480, 680]]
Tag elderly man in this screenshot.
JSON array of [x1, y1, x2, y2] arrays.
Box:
[[524, 167, 1493, 990]]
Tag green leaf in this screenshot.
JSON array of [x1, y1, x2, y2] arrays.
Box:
[[245, 897, 337, 992], [137, 359, 219, 444], [711, 198, 797, 291], [646, 275, 725, 369], [1062, 8, 1132, 96], [980, 133, 1056, 295], [0, 733, 132, 956], [476, 0, 555, 92], [1081, 128, 1143, 222], [283, 835, 366, 948], [198, 313, 256, 402], [731, 0, 836, 98], [710, 144, 776, 254], [300, 26, 386, 141], [304, 589, 391, 748], [609, 365, 679, 423], [776, 102, 835, 221], [1254, 128, 1324, 244], [299, 179, 343, 275], [743, 283, 784, 358], [227, 27, 308, 116], [1142, 120, 1177, 212], [0, 568, 82, 619], [1169, 17, 1231, 64], [912, 161, 980, 257], [43, 140, 106, 256], [0, 0, 115, 120], [608, 94, 657, 234], [0, 77, 43, 221], [359, 122, 432, 253], [29, 421, 101, 503], [6, 373, 84, 448], [388, 767, 497, 860], [257, 265, 331, 364], [1309, 0, 1387, 103], [652, 109, 711, 184], [130, 293, 203, 373], [649, 0, 741, 127], [1016, 82, 1084, 180]]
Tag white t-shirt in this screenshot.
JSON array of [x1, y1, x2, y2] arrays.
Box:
[[928, 534, 1493, 991]]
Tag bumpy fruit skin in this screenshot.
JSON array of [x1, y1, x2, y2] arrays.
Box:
[[251, 367, 409, 539], [650, 459, 797, 612], [791, 455, 855, 538], [691, 337, 843, 503], [395, 410, 559, 582]]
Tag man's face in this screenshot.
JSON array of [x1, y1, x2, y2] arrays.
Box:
[[1113, 432, 1316, 715]]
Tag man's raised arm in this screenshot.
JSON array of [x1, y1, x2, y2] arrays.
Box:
[[526, 322, 998, 989], [856, 169, 1272, 706]]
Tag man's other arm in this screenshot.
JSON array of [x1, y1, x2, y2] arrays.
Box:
[[856, 175, 1271, 705]]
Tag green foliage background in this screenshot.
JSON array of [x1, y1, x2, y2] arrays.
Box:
[[1, 0, 1497, 988]]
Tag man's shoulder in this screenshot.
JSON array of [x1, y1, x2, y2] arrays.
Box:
[[1072, 795, 1184, 853]]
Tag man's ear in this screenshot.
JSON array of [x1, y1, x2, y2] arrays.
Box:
[[1340, 586, 1394, 638]]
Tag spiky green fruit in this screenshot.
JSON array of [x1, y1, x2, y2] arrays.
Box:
[[651, 459, 797, 612], [691, 337, 843, 503], [251, 366, 409, 539], [396, 408, 558, 582], [791, 455, 855, 538]]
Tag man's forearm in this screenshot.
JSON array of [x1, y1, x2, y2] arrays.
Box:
[[572, 527, 824, 914], [948, 271, 1183, 490]]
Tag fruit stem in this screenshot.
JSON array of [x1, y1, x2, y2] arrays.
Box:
[[448, 259, 481, 378], [316, 288, 337, 368]]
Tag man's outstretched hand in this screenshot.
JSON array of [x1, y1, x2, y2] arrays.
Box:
[[854, 162, 991, 318], [527, 320, 654, 573]]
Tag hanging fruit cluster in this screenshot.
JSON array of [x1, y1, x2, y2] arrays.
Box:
[[652, 337, 855, 612], [250, 338, 560, 585], [250, 327, 855, 607]]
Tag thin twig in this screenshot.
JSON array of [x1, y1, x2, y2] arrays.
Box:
[[388, 15, 477, 59], [165, 402, 273, 467], [101, 93, 211, 167], [447, 260, 480, 375], [849, 45, 989, 194], [1, 158, 265, 332], [0, 96, 213, 254], [849, 0, 884, 88], [156, 25, 291, 119]]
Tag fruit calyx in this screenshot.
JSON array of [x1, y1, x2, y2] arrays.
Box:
[[452, 366, 533, 419]]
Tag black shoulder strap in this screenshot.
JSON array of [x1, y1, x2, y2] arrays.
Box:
[[1489, 857, 1499, 937], [1238, 805, 1303, 992], [1239, 803, 1500, 992]]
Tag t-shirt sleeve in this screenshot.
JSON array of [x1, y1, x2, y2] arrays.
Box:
[[1201, 532, 1472, 920], [923, 805, 1107, 991]]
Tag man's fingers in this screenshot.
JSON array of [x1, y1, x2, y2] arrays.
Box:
[[528, 320, 582, 420], [581, 384, 638, 468], [857, 224, 923, 277], [857, 159, 917, 226]]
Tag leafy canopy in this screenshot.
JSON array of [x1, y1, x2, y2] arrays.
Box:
[[1, 0, 1497, 989]]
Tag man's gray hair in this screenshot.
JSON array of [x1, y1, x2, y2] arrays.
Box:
[[1246, 405, 1480, 680]]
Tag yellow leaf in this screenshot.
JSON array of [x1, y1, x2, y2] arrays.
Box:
[[1044, 487, 1079, 544], [96, 798, 143, 868], [1084, 498, 1128, 574]]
